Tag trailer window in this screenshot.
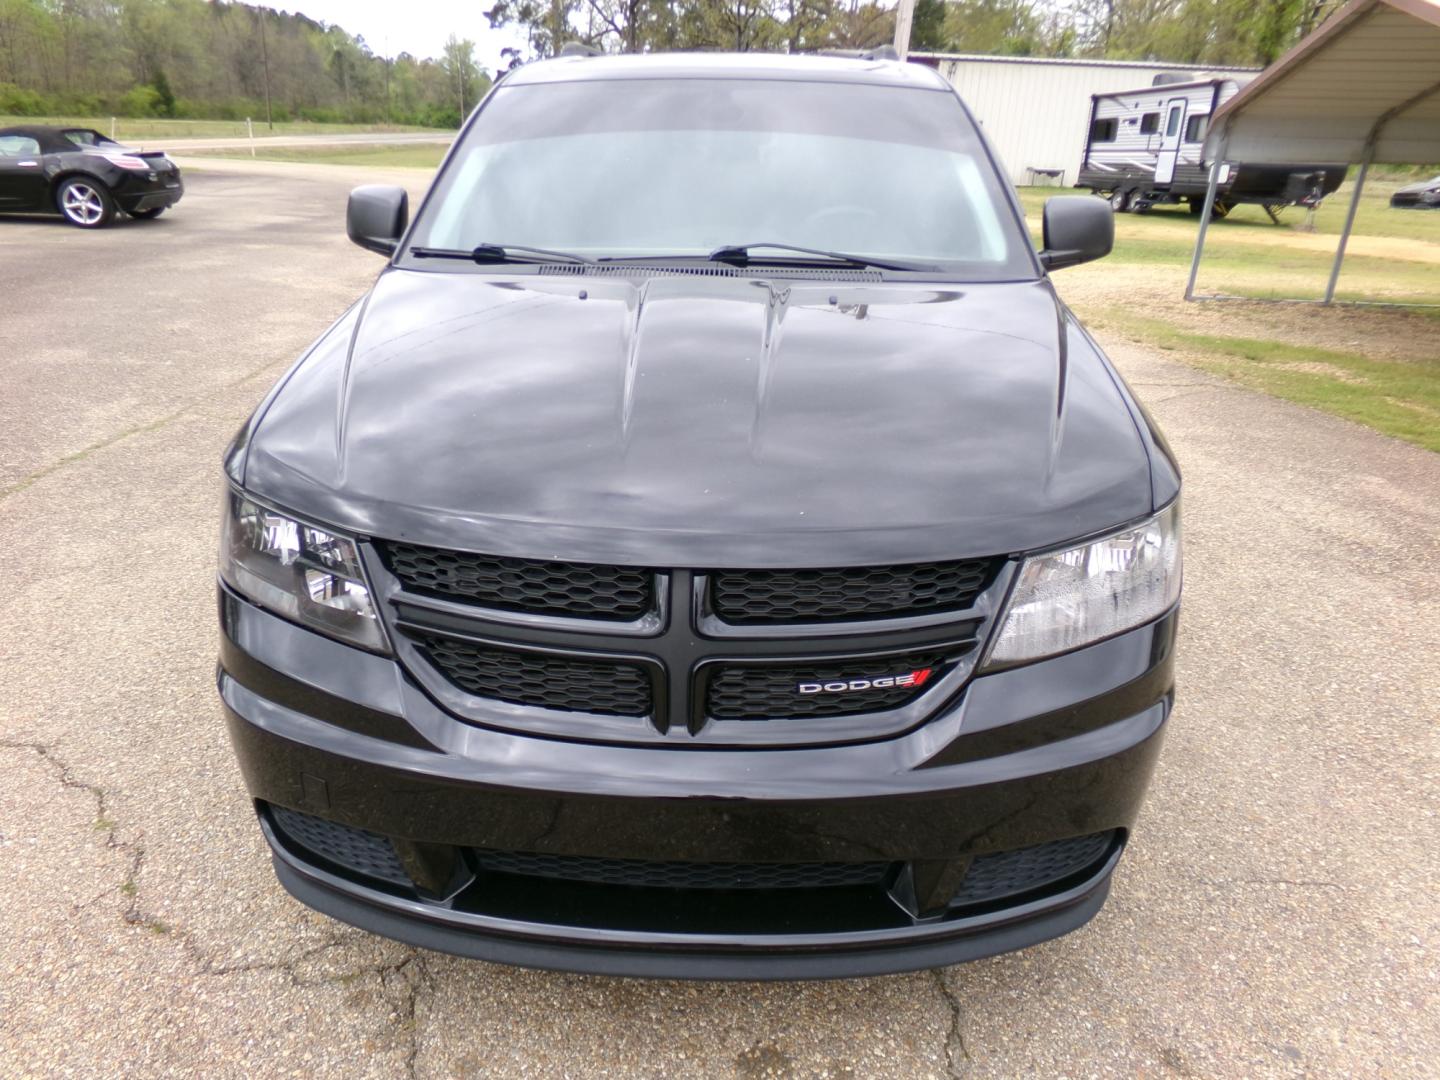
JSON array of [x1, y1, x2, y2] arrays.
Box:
[[1140, 113, 1160, 135], [1090, 118, 1118, 143], [1184, 114, 1208, 143], [1165, 107, 1182, 137]]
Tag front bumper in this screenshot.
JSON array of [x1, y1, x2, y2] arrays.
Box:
[[268, 815, 1122, 979], [219, 586, 1175, 978]]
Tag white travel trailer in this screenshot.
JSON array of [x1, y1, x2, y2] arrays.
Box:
[[1076, 77, 1345, 216]]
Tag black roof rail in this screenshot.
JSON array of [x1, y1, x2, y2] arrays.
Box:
[[815, 45, 900, 61], [558, 42, 603, 58]]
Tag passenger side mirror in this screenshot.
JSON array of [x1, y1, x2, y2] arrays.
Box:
[[1038, 196, 1113, 271], [347, 185, 409, 256]]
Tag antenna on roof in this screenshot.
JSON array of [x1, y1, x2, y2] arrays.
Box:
[[558, 42, 602, 58]]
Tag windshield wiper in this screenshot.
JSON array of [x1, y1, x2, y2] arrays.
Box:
[[410, 244, 595, 265], [707, 242, 935, 273]]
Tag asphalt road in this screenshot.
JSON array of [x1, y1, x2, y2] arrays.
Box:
[[1, 161, 1437, 1079]]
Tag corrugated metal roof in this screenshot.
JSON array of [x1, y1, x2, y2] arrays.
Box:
[[1203, 0, 1440, 163], [909, 51, 1259, 73]]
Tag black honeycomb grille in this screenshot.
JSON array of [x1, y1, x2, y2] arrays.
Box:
[[951, 831, 1116, 908], [270, 805, 410, 886], [378, 541, 654, 620], [415, 634, 653, 717], [473, 850, 891, 889], [710, 560, 998, 624], [706, 651, 954, 721]]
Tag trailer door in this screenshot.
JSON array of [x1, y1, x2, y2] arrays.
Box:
[[1155, 98, 1186, 185]]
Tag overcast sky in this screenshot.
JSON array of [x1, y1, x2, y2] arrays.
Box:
[[258, 2, 529, 74]]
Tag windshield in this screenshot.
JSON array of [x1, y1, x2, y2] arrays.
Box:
[[405, 78, 1036, 279]]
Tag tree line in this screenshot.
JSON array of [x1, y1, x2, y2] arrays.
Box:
[[487, 0, 1344, 67], [0, 0, 1344, 130], [0, 0, 489, 127]]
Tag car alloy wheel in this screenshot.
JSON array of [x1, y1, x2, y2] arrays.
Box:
[[59, 180, 110, 227]]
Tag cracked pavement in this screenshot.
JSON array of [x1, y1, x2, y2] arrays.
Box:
[[2, 159, 1437, 1077]]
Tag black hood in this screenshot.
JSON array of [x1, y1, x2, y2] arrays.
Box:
[[239, 268, 1160, 566]]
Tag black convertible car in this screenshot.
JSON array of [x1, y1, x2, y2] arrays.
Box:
[[1390, 174, 1440, 210], [0, 125, 183, 228]]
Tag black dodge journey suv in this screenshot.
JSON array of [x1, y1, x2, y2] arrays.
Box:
[[217, 52, 1181, 979]]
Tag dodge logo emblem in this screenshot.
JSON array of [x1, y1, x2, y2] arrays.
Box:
[[797, 668, 934, 695]]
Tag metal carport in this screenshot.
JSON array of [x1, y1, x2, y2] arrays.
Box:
[[1185, 0, 1440, 304]]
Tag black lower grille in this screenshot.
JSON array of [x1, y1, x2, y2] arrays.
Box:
[[473, 850, 891, 890], [265, 805, 1114, 914], [415, 634, 653, 717], [951, 831, 1116, 908], [270, 805, 410, 886], [706, 652, 954, 720], [377, 540, 654, 620], [710, 559, 998, 624]]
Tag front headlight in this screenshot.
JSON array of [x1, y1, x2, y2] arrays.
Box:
[[219, 490, 389, 652], [986, 502, 1180, 666]]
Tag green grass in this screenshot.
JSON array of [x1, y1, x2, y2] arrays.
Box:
[[1097, 313, 1440, 451], [1015, 183, 1440, 450], [1019, 176, 1440, 244], [1020, 185, 1440, 304], [186, 143, 447, 168], [0, 114, 444, 141]]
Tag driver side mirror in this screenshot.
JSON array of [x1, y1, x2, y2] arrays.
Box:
[[347, 185, 409, 256], [1038, 196, 1113, 271]]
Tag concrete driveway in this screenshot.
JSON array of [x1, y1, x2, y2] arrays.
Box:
[[1, 161, 1436, 1078]]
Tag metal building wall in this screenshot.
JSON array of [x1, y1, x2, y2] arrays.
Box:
[[919, 54, 1259, 186]]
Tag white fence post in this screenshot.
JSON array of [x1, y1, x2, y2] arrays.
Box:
[[1185, 129, 1229, 302], [110, 116, 116, 139], [247, 116, 255, 157], [1324, 153, 1371, 306]]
